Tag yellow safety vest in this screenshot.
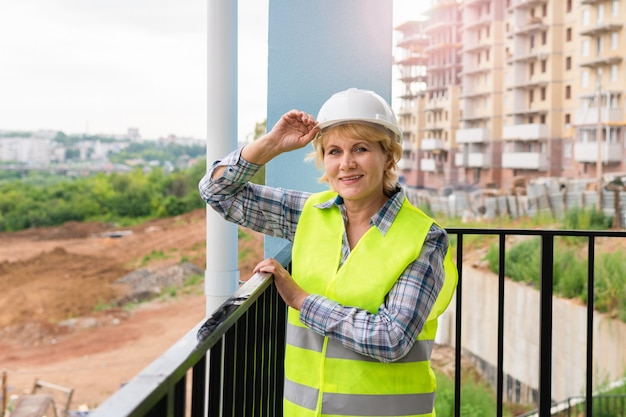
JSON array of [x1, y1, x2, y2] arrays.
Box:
[[285, 191, 457, 417]]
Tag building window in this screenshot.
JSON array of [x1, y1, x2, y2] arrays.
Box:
[[582, 9, 590, 26], [541, 87, 546, 100], [565, 85, 571, 99], [598, 4, 604, 23], [541, 31, 547, 45], [566, 27, 572, 41], [611, 32, 618, 49], [611, 64, 618, 82], [567, 0, 572, 13], [541, 59, 547, 72], [566, 56, 572, 70], [582, 39, 590, 56], [530, 62, 535, 76], [565, 113, 571, 125], [530, 35, 535, 49], [540, 114, 546, 124], [529, 89, 535, 104], [612, 0, 619, 16], [582, 70, 589, 87], [542, 3, 547, 16]]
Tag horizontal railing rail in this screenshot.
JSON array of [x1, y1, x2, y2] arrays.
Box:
[[88, 228, 626, 417]]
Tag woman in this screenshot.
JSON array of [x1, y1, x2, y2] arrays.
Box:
[[199, 88, 457, 417]]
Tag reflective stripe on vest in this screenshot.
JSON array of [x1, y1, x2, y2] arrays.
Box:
[[286, 323, 434, 363], [284, 378, 436, 417], [285, 190, 457, 417]]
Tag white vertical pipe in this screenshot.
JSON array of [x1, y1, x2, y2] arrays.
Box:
[[205, 0, 239, 315]]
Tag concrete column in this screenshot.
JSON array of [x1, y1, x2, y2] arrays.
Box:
[[205, 0, 239, 315]]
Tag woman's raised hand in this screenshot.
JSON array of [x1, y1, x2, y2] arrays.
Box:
[[241, 110, 319, 166], [267, 110, 319, 153]]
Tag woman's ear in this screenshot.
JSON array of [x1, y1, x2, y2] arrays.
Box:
[[386, 154, 395, 169]]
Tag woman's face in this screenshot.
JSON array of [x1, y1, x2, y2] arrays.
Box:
[[323, 133, 390, 206]]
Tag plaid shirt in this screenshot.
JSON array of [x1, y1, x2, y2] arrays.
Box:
[[199, 147, 448, 362]]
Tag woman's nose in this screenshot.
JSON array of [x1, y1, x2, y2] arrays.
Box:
[[340, 153, 356, 169]]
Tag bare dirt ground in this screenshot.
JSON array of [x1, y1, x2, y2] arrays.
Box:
[[0, 208, 264, 411]]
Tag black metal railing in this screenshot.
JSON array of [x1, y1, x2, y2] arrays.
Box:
[[89, 228, 626, 417], [89, 244, 290, 417], [447, 227, 626, 417]]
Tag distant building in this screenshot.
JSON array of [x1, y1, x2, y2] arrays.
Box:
[[157, 134, 206, 147], [0, 130, 62, 165], [394, 0, 626, 191]]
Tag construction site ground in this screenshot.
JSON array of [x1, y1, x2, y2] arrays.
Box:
[[0, 208, 267, 411], [0, 207, 466, 412]]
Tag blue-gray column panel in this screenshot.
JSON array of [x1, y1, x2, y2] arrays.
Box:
[[265, 0, 393, 256]]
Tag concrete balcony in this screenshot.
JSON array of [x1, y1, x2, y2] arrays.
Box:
[[579, 22, 623, 37], [574, 107, 624, 125], [421, 158, 436, 172], [456, 128, 489, 143], [421, 138, 446, 151], [579, 55, 623, 68], [455, 151, 491, 168], [421, 157, 445, 173], [402, 140, 416, 152], [509, 0, 548, 10], [398, 157, 415, 171], [574, 142, 624, 163], [502, 124, 548, 140], [502, 151, 548, 170]]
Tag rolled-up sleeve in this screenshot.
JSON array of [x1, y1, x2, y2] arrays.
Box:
[[198, 146, 310, 240]]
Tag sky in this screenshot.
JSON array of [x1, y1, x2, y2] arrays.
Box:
[[0, 1, 426, 141]]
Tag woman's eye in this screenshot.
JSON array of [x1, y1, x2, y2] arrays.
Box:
[[355, 147, 368, 153], [328, 149, 340, 155]]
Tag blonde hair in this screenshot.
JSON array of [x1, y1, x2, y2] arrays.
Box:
[[306, 123, 403, 196]]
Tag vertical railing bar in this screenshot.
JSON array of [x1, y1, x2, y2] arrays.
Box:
[[223, 325, 237, 415], [497, 233, 506, 417], [262, 291, 270, 414], [250, 292, 262, 416], [235, 311, 248, 416], [153, 393, 167, 417], [538, 233, 554, 416], [256, 292, 265, 417], [265, 289, 274, 417], [172, 374, 186, 417], [191, 356, 206, 417], [276, 279, 287, 417], [270, 284, 283, 416], [207, 341, 223, 416], [585, 236, 595, 417], [454, 232, 463, 417]]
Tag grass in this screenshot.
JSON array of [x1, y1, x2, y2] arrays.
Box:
[[434, 369, 533, 417], [140, 249, 171, 267], [464, 207, 626, 322]]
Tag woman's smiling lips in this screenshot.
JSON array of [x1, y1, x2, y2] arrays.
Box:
[[340, 174, 363, 183]]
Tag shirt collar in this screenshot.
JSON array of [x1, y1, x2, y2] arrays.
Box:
[[314, 187, 405, 236]]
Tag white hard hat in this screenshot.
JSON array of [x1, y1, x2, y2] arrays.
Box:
[[316, 88, 403, 143]]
